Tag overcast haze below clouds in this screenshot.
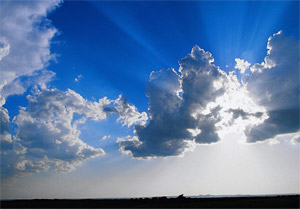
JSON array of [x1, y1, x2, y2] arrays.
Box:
[[2, 133, 299, 199], [0, 0, 299, 199]]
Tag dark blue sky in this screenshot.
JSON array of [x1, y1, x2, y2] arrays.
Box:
[[46, 1, 299, 113]]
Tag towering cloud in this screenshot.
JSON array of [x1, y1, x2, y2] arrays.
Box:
[[119, 46, 267, 158]]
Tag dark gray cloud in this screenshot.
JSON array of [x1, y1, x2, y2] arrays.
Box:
[[227, 108, 264, 125], [244, 31, 299, 143]]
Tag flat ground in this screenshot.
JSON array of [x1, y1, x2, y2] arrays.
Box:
[[1, 195, 299, 208]]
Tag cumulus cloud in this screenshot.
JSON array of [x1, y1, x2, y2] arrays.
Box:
[[0, 0, 149, 179], [1, 88, 103, 178], [235, 58, 251, 74], [243, 31, 299, 143], [119, 31, 299, 158], [1, 87, 147, 178], [0, 0, 60, 98], [119, 46, 266, 158]]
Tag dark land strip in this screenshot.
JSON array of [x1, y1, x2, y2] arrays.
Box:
[[1, 195, 299, 208]]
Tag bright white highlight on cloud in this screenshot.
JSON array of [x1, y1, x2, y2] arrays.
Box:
[[235, 58, 251, 74]]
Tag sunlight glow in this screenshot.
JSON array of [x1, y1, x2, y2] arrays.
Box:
[[195, 70, 268, 141]]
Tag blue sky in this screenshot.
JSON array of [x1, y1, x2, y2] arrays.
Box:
[[0, 0, 299, 199], [47, 1, 299, 110]]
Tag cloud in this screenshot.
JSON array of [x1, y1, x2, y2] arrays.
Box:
[[101, 135, 111, 140], [235, 58, 251, 74], [1, 88, 105, 178], [0, 0, 61, 98], [243, 31, 299, 143], [119, 31, 299, 158], [1, 0, 298, 174], [0, 0, 149, 179], [291, 132, 300, 145], [74, 75, 83, 83], [114, 95, 148, 127], [119, 46, 266, 158], [0, 39, 10, 61], [0, 70, 56, 99], [1, 88, 147, 178], [0, 3, 59, 167], [0, 106, 12, 144]]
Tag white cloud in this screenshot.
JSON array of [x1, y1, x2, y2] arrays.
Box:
[[0, 70, 56, 99], [4, 88, 107, 176], [291, 132, 300, 145], [0, 106, 12, 144], [1, 87, 147, 178], [101, 135, 111, 140], [114, 95, 148, 127], [235, 58, 251, 74], [0, 39, 10, 61], [0, 0, 149, 179], [0, 0, 61, 98], [74, 75, 83, 83]]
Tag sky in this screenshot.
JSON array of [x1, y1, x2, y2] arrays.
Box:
[[0, 0, 299, 199]]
